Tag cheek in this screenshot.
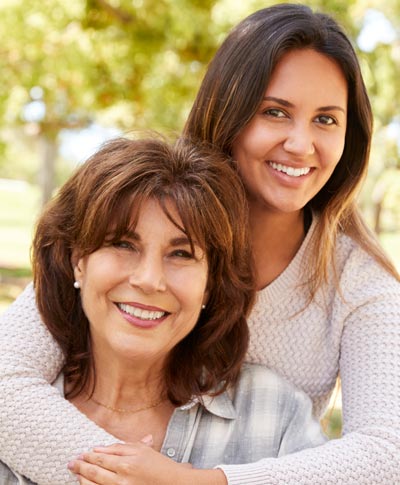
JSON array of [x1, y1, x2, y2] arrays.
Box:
[[169, 266, 208, 308], [234, 126, 261, 158], [318, 140, 345, 180], [85, 252, 123, 281], [233, 119, 256, 152], [80, 257, 123, 309], [326, 129, 346, 165]]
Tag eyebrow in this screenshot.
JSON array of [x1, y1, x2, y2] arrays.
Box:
[[118, 230, 140, 241], [263, 96, 346, 113], [118, 233, 197, 247], [170, 236, 193, 246]]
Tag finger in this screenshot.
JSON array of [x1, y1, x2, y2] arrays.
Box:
[[92, 442, 142, 456], [75, 474, 99, 485], [68, 459, 117, 485], [81, 452, 123, 472]]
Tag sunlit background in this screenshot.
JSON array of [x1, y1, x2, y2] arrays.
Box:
[[0, 0, 399, 438]]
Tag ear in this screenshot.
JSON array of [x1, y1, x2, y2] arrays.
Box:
[[71, 249, 85, 284]]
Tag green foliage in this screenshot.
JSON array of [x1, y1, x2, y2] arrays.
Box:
[[0, 0, 398, 235], [0, 0, 225, 134], [0, 0, 398, 134]]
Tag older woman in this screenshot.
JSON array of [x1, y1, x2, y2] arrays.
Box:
[[0, 137, 324, 484]]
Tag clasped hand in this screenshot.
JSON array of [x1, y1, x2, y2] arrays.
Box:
[[67, 436, 193, 485]]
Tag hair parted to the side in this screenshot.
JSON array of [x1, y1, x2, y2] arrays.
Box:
[[32, 136, 255, 405], [184, 3, 399, 291]]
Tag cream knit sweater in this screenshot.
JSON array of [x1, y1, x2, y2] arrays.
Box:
[[0, 216, 399, 485]]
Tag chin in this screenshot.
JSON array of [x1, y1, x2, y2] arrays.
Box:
[[264, 200, 308, 215]]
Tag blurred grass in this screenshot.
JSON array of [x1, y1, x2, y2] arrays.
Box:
[[0, 180, 39, 267], [0, 266, 32, 309], [0, 181, 38, 313]]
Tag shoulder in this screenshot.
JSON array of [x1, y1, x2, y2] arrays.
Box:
[[309, 216, 399, 301], [237, 362, 287, 385], [234, 363, 313, 411], [335, 232, 400, 300], [318, 231, 400, 331], [231, 364, 324, 447], [0, 282, 36, 320]]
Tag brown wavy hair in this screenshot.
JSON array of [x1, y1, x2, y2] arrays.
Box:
[[32, 136, 255, 405], [184, 3, 399, 291]]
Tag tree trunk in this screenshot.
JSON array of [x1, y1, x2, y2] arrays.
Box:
[[373, 199, 383, 235], [39, 134, 58, 207]]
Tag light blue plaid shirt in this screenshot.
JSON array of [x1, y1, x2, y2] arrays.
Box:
[[0, 364, 325, 484]]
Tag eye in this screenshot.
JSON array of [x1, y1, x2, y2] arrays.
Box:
[[112, 240, 137, 251], [315, 114, 337, 125], [170, 249, 194, 259], [262, 108, 287, 118]]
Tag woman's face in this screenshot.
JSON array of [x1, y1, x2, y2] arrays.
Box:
[[232, 48, 348, 215], [73, 198, 208, 370]]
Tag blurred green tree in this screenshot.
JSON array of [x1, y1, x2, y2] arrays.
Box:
[[0, 0, 219, 203], [0, 0, 399, 231]]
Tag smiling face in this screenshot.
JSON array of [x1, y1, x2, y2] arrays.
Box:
[[73, 198, 209, 372], [232, 48, 348, 215]]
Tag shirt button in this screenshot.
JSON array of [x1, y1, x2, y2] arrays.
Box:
[[167, 448, 176, 457]]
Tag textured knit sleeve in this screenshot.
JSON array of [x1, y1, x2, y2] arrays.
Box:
[[0, 283, 118, 485], [219, 251, 400, 484]]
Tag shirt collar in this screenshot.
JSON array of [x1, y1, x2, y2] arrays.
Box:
[[179, 388, 236, 420]]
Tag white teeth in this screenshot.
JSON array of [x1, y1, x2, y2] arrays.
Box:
[[269, 162, 311, 177], [117, 303, 166, 321]]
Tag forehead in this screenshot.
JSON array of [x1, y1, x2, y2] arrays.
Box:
[[109, 197, 205, 247], [133, 199, 183, 232], [266, 49, 348, 108]]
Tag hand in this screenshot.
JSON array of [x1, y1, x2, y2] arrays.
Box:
[[67, 439, 194, 485]]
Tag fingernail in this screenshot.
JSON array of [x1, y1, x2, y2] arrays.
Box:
[[141, 434, 153, 445]]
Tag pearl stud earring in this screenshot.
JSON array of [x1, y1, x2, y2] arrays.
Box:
[[73, 281, 81, 289]]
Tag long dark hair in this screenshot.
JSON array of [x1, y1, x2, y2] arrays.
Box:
[[184, 3, 399, 289]]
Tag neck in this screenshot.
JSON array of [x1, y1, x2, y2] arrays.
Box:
[[87, 348, 167, 411], [68, 347, 174, 450], [249, 207, 305, 289]]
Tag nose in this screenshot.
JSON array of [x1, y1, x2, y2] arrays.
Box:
[[128, 253, 167, 294], [283, 122, 315, 157]]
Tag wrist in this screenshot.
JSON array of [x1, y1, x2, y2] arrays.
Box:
[[181, 467, 227, 485]]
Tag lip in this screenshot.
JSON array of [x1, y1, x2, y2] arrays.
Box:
[[121, 301, 167, 312], [266, 160, 314, 186], [115, 302, 170, 329]]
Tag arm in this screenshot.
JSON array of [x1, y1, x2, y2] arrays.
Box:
[[0, 284, 118, 485], [219, 263, 400, 484]]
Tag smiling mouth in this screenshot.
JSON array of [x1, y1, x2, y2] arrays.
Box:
[[117, 303, 168, 321], [269, 161, 311, 177]]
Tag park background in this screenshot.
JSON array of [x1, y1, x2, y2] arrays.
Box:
[[0, 0, 399, 439]]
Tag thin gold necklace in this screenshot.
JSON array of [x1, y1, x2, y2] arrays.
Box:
[[89, 395, 167, 414]]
